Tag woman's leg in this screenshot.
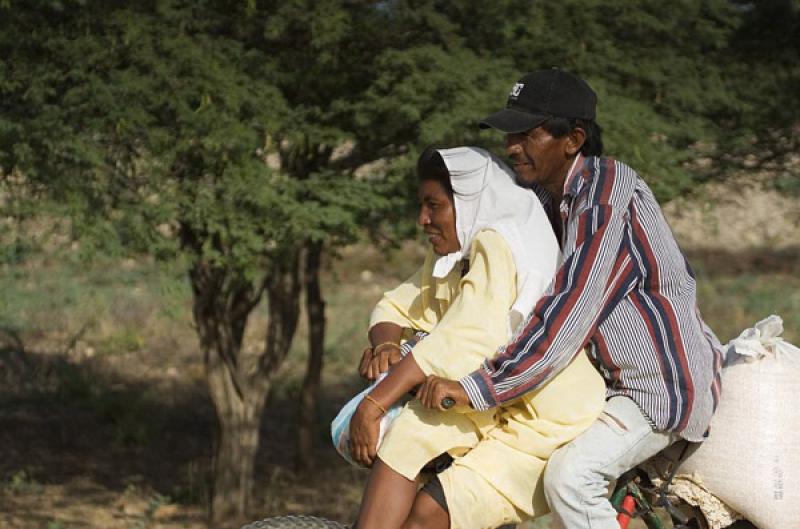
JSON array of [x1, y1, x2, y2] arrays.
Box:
[[401, 490, 450, 529], [356, 399, 483, 529], [355, 457, 418, 529]]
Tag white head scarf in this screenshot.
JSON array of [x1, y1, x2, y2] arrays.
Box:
[[431, 146, 560, 323]]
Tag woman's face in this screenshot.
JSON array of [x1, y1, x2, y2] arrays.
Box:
[[418, 179, 460, 256]]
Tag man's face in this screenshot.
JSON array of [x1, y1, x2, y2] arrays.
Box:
[[505, 126, 574, 191]]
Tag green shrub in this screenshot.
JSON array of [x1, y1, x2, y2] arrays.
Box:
[[3, 470, 43, 495]]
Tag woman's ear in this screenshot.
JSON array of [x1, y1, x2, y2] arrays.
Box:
[[566, 127, 586, 157]]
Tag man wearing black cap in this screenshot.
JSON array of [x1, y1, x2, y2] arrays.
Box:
[[417, 69, 724, 529]]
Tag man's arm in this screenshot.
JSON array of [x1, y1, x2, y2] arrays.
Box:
[[409, 230, 518, 381], [461, 204, 633, 410]]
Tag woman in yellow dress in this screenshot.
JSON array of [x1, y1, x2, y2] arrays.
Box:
[[348, 146, 605, 529]]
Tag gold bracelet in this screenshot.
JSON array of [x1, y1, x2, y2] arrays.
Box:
[[372, 341, 400, 354], [364, 394, 387, 415]]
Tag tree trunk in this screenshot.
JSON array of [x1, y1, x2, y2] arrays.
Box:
[[296, 241, 326, 471], [189, 247, 302, 527], [208, 373, 269, 526]]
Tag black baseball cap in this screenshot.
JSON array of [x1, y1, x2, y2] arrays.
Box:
[[480, 69, 597, 133]]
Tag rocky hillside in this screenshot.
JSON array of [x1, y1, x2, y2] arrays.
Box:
[[663, 173, 799, 252]]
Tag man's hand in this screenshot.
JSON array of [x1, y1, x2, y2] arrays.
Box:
[[358, 344, 403, 380], [417, 374, 470, 410], [349, 397, 384, 467]]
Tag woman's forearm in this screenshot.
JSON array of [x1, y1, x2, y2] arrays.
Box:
[[368, 354, 426, 409], [368, 322, 404, 348]]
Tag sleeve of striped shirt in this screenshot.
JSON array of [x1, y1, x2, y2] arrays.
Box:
[[460, 204, 629, 410]]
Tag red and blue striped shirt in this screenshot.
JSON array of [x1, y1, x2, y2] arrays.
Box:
[[461, 155, 724, 441]]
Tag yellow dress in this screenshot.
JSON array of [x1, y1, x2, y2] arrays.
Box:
[[371, 229, 606, 528]]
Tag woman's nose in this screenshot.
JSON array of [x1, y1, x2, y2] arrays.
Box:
[[418, 208, 430, 226]]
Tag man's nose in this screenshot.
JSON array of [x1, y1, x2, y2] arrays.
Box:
[[505, 134, 522, 155]]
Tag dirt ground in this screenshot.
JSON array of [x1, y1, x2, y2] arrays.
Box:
[[0, 340, 371, 529]]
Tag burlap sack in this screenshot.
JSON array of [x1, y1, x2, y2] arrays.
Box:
[[679, 315, 800, 529]]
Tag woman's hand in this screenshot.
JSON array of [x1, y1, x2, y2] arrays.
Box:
[[349, 397, 384, 467], [358, 346, 375, 378], [417, 374, 471, 410], [358, 343, 403, 380]]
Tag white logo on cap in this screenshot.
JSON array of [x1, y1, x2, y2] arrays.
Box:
[[510, 83, 524, 98]]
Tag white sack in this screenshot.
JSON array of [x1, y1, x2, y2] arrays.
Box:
[[679, 315, 800, 529]]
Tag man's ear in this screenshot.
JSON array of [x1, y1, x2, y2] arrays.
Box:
[[566, 127, 586, 157]]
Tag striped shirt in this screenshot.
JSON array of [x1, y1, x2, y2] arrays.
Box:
[[461, 155, 724, 441]]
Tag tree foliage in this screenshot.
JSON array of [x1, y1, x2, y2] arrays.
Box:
[[1, 0, 797, 523]]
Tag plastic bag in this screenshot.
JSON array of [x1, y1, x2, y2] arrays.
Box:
[[725, 313, 800, 364], [678, 314, 800, 529], [330, 373, 403, 468]]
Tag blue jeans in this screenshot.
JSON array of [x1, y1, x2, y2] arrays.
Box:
[[543, 396, 677, 529]]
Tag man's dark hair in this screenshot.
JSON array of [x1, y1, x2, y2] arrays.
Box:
[[542, 117, 604, 157], [417, 147, 454, 199]]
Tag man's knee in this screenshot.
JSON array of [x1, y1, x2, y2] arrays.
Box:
[[544, 443, 593, 507]]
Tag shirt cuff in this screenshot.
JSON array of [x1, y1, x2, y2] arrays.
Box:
[[399, 330, 429, 357], [459, 365, 498, 411]]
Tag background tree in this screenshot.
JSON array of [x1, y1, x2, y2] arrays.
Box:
[[0, 0, 382, 523], [244, 0, 514, 472], [1, 3, 299, 523], [1, 0, 797, 526], [0, 0, 501, 523], [723, 0, 800, 195]]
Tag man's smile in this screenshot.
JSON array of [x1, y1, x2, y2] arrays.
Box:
[[511, 156, 533, 168]]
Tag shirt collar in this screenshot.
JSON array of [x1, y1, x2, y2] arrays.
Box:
[[562, 153, 585, 199]]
